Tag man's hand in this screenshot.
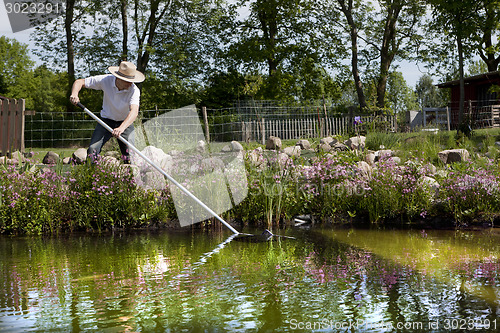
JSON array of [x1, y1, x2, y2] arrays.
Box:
[[69, 95, 80, 105], [112, 127, 125, 138]]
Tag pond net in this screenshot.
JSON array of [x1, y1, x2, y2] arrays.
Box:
[[130, 105, 248, 227]]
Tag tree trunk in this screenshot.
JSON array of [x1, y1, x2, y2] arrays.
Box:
[[65, 0, 76, 112], [458, 35, 465, 127], [338, 0, 366, 109], [376, 3, 400, 111], [120, 0, 128, 62]]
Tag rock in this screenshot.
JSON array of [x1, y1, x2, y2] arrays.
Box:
[[357, 161, 372, 179], [296, 139, 311, 150], [201, 157, 225, 173], [62, 157, 72, 164], [283, 146, 301, 158], [136, 146, 173, 172], [277, 152, 291, 167], [143, 171, 166, 190], [102, 156, 120, 167], [320, 136, 337, 145], [331, 142, 349, 152], [345, 136, 366, 150], [365, 153, 376, 165], [266, 136, 282, 150], [72, 148, 87, 164], [390, 156, 401, 164], [438, 149, 469, 164], [246, 149, 266, 168], [231, 141, 244, 152], [318, 143, 332, 153], [197, 140, 206, 153], [221, 145, 232, 153], [43, 151, 60, 165], [10, 151, 25, 163], [0, 156, 7, 164], [423, 163, 437, 175], [375, 149, 394, 161], [420, 176, 440, 197], [104, 150, 121, 159]]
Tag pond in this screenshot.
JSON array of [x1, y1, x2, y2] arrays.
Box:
[[0, 227, 499, 332]]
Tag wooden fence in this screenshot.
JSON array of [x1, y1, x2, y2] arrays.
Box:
[[0, 98, 26, 157], [205, 111, 396, 144]]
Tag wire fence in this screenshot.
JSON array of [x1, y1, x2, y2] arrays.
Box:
[[24, 105, 397, 149]]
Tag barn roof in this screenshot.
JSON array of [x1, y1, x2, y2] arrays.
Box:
[[437, 71, 500, 88]]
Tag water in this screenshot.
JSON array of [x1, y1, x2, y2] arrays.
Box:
[[0, 227, 499, 332]]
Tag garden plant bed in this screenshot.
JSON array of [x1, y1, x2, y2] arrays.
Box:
[[1, 128, 500, 235]]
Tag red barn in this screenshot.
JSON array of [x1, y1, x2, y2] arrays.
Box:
[[437, 71, 500, 128]]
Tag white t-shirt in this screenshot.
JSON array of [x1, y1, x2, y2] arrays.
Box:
[[84, 74, 140, 121]]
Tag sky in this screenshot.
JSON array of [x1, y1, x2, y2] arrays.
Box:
[[0, 0, 429, 88]]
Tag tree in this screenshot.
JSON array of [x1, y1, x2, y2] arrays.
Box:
[[386, 71, 419, 114], [0, 36, 34, 98], [475, 0, 500, 72], [325, 0, 368, 109], [223, 0, 322, 99], [427, 0, 481, 127], [415, 74, 447, 108]]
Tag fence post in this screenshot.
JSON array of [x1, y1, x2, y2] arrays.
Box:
[[201, 106, 210, 143], [446, 106, 451, 131], [1, 99, 8, 156], [261, 118, 266, 145], [14, 99, 25, 152]]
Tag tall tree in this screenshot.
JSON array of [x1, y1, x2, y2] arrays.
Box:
[[224, 0, 322, 99], [475, 0, 500, 72], [427, 0, 480, 126], [329, 0, 368, 109]]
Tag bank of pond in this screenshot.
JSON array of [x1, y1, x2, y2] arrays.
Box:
[[1, 132, 500, 235]]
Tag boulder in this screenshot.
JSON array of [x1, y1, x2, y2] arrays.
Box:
[[365, 153, 376, 165], [231, 141, 244, 152], [102, 156, 120, 167], [283, 146, 301, 158], [296, 139, 311, 150], [136, 146, 173, 172], [331, 142, 349, 152], [201, 157, 225, 173], [420, 176, 440, 197], [62, 157, 72, 164], [246, 149, 266, 168], [344, 136, 366, 150], [438, 149, 469, 164], [43, 151, 60, 165], [104, 150, 121, 159], [375, 149, 394, 161], [197, 140, 206, 153], [10, 151, 25, 164], [266, 136, 282, 150], [72, 148, 87, 164], [318, 143, 332, 153], [357, 161, 372, 179], [320, 136, 337, 145]]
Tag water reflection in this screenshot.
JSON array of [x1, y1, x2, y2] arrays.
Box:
[[0, 228, 499, 332]]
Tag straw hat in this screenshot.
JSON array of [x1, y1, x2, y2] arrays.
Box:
[[108, 61, 145, 83]]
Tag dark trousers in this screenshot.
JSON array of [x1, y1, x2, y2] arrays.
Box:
[[88, 117, 134, 163]]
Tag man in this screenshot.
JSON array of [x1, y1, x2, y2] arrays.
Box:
[[69, 61, 145, 163]]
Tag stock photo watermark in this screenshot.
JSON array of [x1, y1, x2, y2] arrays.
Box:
[[3, 0, 65, 33], [289, 318, 498, 331]]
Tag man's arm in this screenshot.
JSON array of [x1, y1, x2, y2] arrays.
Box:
[[112, 104, 139, 138], [70, 79, 86, 105]]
